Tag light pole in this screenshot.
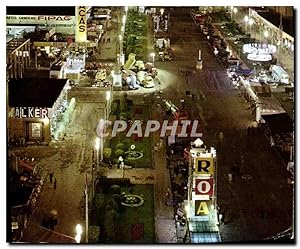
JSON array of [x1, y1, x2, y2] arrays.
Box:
[[150, 52, 155, 67], [248, 18, 254, 36], [230, 6, 234, 19], [75, 224, 83, 243], [263, 30, 269, 44], [118, 156, 124, 178], [95, 137, 100, 171], [106, 91, 111, 120], [244, 15, 249, 33], [233, 7, 237, 21]]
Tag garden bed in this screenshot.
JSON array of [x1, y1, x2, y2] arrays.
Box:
[[105, 96, 153, 169], [91, 182, 155, 243]]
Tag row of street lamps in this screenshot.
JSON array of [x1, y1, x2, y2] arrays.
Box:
[[230, 7, 271, 43]]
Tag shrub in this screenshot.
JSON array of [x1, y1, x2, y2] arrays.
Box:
[[120, 112, 129, 121], [111, 102, 118, 115], [116, 143, 127, 151], [88, 226, 100, 243], [114, 149, 125, 157], [103, 148, 112, 160]]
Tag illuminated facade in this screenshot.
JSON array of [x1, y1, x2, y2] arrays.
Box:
[[8, 78, 72, 143]]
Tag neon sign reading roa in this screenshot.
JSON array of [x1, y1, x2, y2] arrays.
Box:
[[15, 107, 48, 119], [78, 6, 86, 32]]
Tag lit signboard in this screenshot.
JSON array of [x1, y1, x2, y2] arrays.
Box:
[[194, 156, 214, 175], [195, 178, 214, 197], [6, 15, 73, 24], [75, 6, 87, 43], [194, 200, 213, 216], [15, 107, 48, 119]]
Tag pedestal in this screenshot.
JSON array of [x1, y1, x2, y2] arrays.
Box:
[[196, 60, 203, 70]]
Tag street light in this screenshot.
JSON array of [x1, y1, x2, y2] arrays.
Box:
[[233, 7, 237, 19], [244, 15, 249, 33], [106, 91, 111, 119], [263, 30, 269, 38], [230, 6, 234, 19], [150, 52, 155, 67], [118, 156, 124, 178], [75, 224, 83, 243], [248, 18, 254, 34], [95, 137, 100, 171]]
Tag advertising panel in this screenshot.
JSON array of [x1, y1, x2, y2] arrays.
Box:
[[75, 6, 87, 43], [7, 15, 75, 34]]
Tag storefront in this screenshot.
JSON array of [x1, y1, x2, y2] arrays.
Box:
[[8, 78, 74, 143]]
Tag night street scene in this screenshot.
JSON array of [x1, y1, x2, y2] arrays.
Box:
[[6, 5, 295, 244]]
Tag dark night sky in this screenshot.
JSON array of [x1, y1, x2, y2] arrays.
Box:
[[6, 6, 75, 16]]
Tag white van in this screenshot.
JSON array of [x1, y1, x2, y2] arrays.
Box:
[[270, 65, 289, 84]]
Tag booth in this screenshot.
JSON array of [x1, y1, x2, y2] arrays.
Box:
[[8, 78, 74, 143]]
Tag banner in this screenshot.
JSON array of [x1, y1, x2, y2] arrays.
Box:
[[194, 156, 214, 175], [75, 6, 87, 43]]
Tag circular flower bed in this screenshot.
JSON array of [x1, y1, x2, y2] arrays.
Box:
[[121, 194, 144, 207], [125, 151, 143, 160]]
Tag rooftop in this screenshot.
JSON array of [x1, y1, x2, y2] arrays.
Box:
[[9, 78, 68, 108], [6, 6, 75, 16]]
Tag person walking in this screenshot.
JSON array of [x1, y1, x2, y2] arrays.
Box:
[[228, 173, 233, 183], [49, 172, 54, 184], [219, 131, 224, 142], [53, 178, 57, 189], [218, 213, 223, 225]]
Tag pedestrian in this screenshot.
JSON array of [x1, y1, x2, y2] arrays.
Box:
[[228, 173, 233, 183], [218, 213, 223, 225], [247, 126, 251, 136], [218, 131, 224, 142], [53, 178, 57, 189], [49, 172, 54, 184]]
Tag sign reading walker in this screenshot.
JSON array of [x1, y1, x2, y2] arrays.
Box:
[[15, 107, 48, 119], [75, 6, 87, 43]]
